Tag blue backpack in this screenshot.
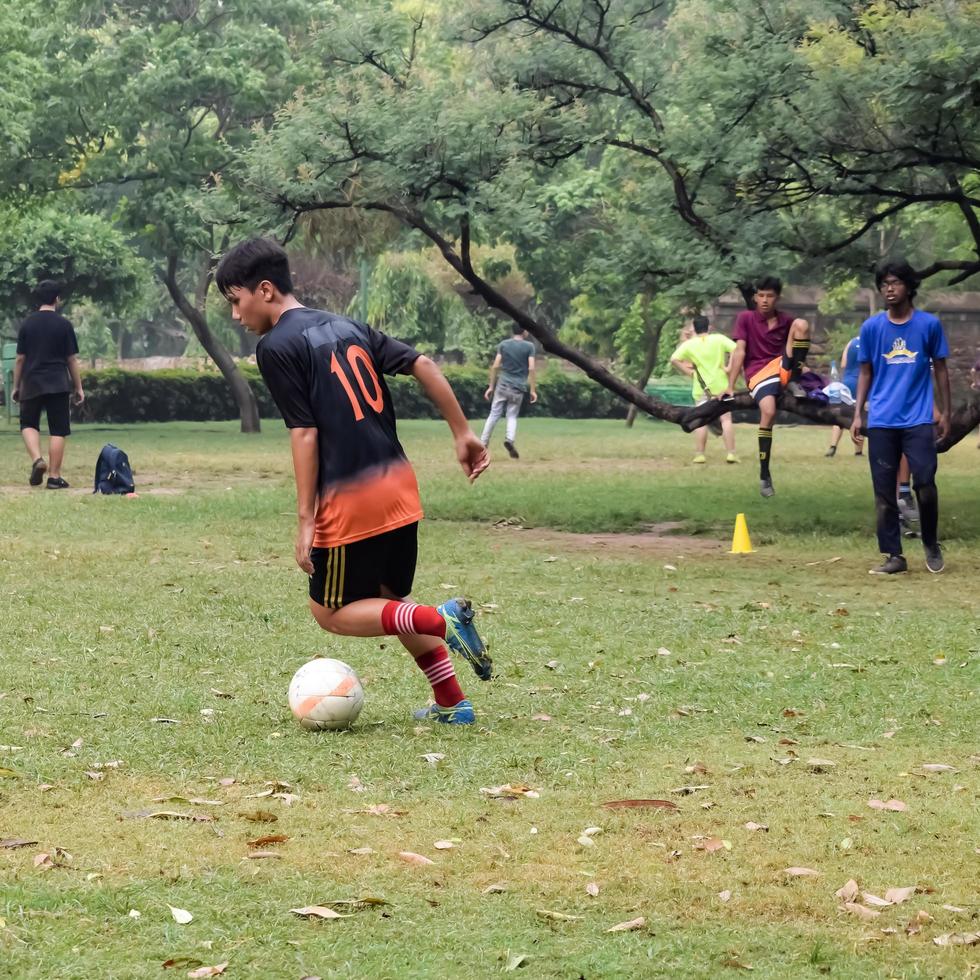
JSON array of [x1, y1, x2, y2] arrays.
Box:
[[93, 443, 135, 495]]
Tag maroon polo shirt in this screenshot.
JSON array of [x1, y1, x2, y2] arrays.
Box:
[[732, 309, 795, 381]]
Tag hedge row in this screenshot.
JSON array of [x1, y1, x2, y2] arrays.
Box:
[[76, 365, 627, 424]]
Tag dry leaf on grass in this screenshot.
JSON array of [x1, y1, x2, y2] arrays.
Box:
[[743, 822, 768, 832], [942, 904, 967, 913], [843, 902, 880, 922], [720, 956, 753, 971], [348, 847, 374, 855], [695, 837, 731, 853], [483, 882, 508, 894], [586, 882, 600, 897], [420, 753, 445, 767], [121, 809, 215, 823], [152, 797, 224, 807], [933, 932, 980, 947], [718, 890, 733, 902], [217, 777, 236, 787], [784, 867, 821, 877], [481, 784, 540, 799], [884, 886, 916, 904], [536, 909, 581, 922], [606, 916, 646, 932], [187, 964, 228, 978], [504, 953, 529, 972], [246, 850, 282, 860], [162, 958, 202, 970], [241, 810, 277, 823], [861, 893, 893, 908], [806, 759, 836, 772], [0, 838, 37, 849], [601, 799, 678, 810], [247, 834, 288, 848], [290, 906, 351, 920], [397, 851, 435, 867], [906, 910, 932, 935], [867, 798, 906, 811], [168, 905, 194, 925], [918, 763, 956, 773], [433, 840, 456, 850], [835, 879, 860, 903]]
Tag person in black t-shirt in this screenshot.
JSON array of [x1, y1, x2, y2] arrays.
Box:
[[216, 238, 492, 726], [13, 280, 85, 489]]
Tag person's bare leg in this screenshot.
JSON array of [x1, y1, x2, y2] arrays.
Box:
[[310, 596, 405, 637], [48, 436, 66, 478], [720, 412, 735, 453], [694, 426, 708, 454], [21, 427, 42, 463]]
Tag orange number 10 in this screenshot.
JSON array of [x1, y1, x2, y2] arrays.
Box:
[[330, 345, 384, 421]]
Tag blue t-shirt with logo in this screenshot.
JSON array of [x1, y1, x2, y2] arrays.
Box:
[[858, 310, 948, 428]]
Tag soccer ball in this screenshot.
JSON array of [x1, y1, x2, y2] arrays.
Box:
[[288, 658, 364, 731]]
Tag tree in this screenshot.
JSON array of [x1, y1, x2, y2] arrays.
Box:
[[7, 0, 335, 431], [232, 0, 978, 445], [0, 203, 149, 333]]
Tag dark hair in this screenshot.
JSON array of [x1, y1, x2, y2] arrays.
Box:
[[512, 324, 526, 335], [875, 258, 919, 301], [215, 238, 293, 298], [755, 276, 782, 295], [692, 315, 710, 334], [35, 280, 61, 306]]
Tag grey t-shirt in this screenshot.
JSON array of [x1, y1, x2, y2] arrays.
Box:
[[497, 337, 535, 391]]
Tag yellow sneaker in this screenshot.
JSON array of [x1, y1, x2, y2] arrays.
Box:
[[726, 452, 739, 464], [692, 453, 707, 464]]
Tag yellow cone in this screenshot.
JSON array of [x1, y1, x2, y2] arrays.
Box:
[[729, 513, 754, 554]]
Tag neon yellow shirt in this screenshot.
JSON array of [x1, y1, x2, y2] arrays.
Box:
[[671, 333, 736, 398]]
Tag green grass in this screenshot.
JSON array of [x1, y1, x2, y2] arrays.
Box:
[[1, 417, 978, 979]]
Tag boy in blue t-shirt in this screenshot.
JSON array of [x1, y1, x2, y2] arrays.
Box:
[[851, 259, 951, 575]]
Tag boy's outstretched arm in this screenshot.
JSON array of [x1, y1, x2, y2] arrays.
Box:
[[289, 427, 319, 573], [412, 355, 490, 482]]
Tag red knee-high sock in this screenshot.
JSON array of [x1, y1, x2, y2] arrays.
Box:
[[381, 600, 446, 639], [415, 647, 465, 707]]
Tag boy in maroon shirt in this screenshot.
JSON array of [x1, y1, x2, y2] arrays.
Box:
[[725, 277, 810, 497]]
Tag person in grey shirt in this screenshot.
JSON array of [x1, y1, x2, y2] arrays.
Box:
[[480, 326, 537, 458]]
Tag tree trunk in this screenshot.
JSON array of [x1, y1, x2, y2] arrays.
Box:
[[625, 316, 669, 427], [161, 254, 261, 433]]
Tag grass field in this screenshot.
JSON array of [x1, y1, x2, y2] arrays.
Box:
[[1, 417, 978, 979]]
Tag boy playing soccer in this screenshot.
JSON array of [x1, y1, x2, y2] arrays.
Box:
[[216, 238, 492, 724]]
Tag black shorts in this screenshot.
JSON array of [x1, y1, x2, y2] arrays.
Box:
[[20, 392, 71, 437], [309, 522, 418, 609]]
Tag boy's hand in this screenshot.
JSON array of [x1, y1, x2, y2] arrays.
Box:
[[935, 412, 950, 443], [484, 386, 493, 401], [295, 520, 315, 575], [456, 432, 490, 483], [529, 390, 538, 404], [850, 415, 863, 446]]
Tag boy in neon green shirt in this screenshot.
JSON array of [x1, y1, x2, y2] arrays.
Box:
[[670, 316, 738, 464]]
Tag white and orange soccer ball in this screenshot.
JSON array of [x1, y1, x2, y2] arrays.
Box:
[[287, 658, 364, 731]]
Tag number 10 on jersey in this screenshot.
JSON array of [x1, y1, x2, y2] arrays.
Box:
[[330, 345, 384, 421]]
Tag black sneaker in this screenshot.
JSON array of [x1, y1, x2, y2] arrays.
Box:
[[46, 477, 70, 490], [759, 478, 775, 498], [824, 445, 837, 458], [870, 555, 908, 575], [924, 544, 945, 574], [503, 439, 519, 459], [29, 457, 47, 486]]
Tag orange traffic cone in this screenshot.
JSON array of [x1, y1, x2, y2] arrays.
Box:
[[729, 513, 754, 554]]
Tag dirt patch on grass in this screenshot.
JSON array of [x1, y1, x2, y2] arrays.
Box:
[[491, 521, 723, 555]]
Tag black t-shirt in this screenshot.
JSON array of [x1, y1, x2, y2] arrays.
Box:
[[256, 307, 424, 548], [16, 310, 79, 399]]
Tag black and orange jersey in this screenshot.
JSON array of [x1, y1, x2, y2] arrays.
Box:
[[256, 307, 423, 548]]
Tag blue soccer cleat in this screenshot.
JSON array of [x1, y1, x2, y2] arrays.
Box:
[[438, 597, 492, 681], [413, 699, 475, 725]]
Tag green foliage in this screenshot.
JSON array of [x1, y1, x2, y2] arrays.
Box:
[[76, 365, 625, 423], [0, 203, 150, 320]]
